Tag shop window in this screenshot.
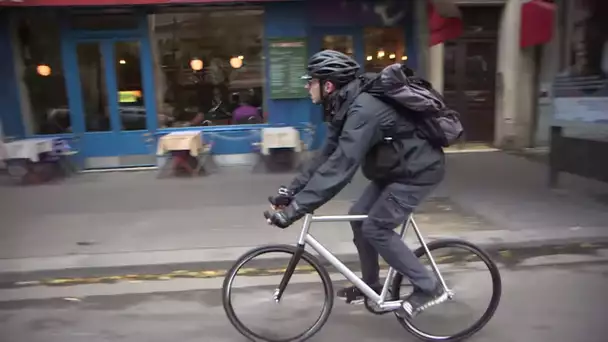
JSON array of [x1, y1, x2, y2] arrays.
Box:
[[364, 27, 406, 73], [14, 13, 70, 134], [322, 35, 354, 56], [68, 12, 140, 31], [559, 0, 608, 78], [150, 8, 265, 127]]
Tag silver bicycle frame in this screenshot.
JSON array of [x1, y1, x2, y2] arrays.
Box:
[[297, 213, 450, 311]]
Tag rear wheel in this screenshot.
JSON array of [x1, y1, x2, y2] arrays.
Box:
[[391, 239, 502, 341], [222, 244, 334, 342]]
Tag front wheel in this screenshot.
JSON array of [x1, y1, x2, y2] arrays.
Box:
[[222, 244, 334, 342], [391, 239, 502, 341]]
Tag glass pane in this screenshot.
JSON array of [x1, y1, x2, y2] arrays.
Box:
[[76, 43, 111, 132], [322, 35, 354, 56], [465, 42, 496, 90], [69, 13, 139, 31], [150, 8, 265, 127], [115, 41, 147, 131], [364, 27, 406, 73], [461, 7, 501, 34], [444, 42, 458, 91], [15, 13, 70, 134]]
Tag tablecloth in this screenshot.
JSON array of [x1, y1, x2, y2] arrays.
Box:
[[1, 138, 58, 162], [156, 131, 205, 157]]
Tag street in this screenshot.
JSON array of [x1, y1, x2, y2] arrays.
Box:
[[1, 255, 607, 342], [1, 153, 607, 342]]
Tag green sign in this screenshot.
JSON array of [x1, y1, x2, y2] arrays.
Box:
[[118, 90, 142, 103], [268, 38, 308, 100]]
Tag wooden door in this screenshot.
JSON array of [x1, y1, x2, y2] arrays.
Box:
[[443, 38, 497, 143]]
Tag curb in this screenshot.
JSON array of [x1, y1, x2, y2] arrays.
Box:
[[1, 236, 607, 289]]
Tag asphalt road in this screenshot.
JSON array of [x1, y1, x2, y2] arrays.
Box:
[[0, 257, 607, 342]]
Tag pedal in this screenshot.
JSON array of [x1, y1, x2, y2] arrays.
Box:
[[344, 292, 365, 305], [346, 298, 365, 305]]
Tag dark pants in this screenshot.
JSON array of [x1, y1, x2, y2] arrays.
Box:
[[349, 181, 438, 293]]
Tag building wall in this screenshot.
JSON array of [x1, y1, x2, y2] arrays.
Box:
[[428, 1, 556, 149], [495, 0, 525, 148], [533, 0, 561, 147], [0, 0, 420, 167]]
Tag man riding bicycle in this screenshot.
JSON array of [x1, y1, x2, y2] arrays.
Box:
[[265, 50, 448, 317]]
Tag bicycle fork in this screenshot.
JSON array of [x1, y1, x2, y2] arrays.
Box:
[[274, 215, 313, 302], [273, 244, 305, 303]]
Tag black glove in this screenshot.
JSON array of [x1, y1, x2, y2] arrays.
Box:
[[268, 185, 294, 208], [264, 202, 304, 229], [264, 210, 291, 229]]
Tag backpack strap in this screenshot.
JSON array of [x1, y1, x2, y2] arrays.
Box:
[[331, 75, 378, 130]]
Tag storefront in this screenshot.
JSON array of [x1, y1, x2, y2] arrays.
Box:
[[0, 0, 422, 168], [544, 0, 608, 186]]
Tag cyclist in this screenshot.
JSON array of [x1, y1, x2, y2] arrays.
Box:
[[266, 50, 447, 317]]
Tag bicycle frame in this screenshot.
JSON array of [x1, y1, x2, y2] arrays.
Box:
[[273, 213, 452, 311]]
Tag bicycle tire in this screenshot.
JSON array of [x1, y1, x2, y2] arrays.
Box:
[[222, 244, 334, 342], [390, 239, 502, 342]]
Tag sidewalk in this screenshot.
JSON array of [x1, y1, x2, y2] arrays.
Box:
[[0, 151, 607, 280]]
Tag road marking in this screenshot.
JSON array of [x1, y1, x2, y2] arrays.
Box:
[[7, 243, 608, 289]]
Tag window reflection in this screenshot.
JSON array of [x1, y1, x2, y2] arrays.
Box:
[[76, 43, 110, 132], [15, 14, 70, 134], [465, 43, 495, 89], [150, 8, 265, 127], [115, 41, 147, 131], [364, 27, 406, 73], [322, 35, 354, 56], [444, 42, 458, 91], [461, 7, 500, 35]]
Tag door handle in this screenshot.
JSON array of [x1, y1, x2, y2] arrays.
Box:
[[142, 133, 152, 137]]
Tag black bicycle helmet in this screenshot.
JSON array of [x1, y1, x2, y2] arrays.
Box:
[[303, 50, 360, 85]]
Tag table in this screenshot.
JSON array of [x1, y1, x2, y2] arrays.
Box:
[[156, 131, 213, 177], [3, 138, 57, 162], [251, 127, 304, 173], [1, 137, 75, 184]]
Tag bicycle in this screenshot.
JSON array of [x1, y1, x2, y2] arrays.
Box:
[[222, 212, 502, 342]]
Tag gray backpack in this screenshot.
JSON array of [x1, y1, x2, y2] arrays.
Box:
[[363, 63, 464, 147]]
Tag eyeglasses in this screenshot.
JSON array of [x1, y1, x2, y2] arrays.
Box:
[[305, 78, 319, 87]]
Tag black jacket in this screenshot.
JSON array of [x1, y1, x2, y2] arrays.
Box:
[[286, 79, 445, 216]]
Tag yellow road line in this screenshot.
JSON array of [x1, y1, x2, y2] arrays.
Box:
[[10, 242, 604, 288]]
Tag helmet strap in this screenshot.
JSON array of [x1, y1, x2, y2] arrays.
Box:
[[319, 80, 330, 116]]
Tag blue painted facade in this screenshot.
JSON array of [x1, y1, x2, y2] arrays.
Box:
[[0, 10, 25, 140], [0, 1, 419, 164]]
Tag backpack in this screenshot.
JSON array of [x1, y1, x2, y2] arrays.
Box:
[[359, 63, 464, 148]]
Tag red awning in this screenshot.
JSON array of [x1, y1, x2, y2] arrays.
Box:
[[0, 0, 281, 6], [428, 0, 463, 46], [520, 0, 556, 48]]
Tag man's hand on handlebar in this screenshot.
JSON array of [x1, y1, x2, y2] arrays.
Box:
[[265, 186, 300, 229], [264, 210, 291, 229]]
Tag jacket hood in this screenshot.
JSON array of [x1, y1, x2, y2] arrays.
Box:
[[327, 77, 364, 122]]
